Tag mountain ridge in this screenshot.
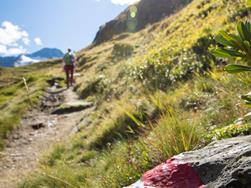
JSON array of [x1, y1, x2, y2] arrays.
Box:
[[93, 0, 192, 45], [0, 48, 64, 67]]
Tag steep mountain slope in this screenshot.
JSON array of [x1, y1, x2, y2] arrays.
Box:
[[93, 0, 192, 44], [1, 0, 251, 187]]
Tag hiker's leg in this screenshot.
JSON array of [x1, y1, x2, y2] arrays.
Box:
[[70, 66, 74, 86], [66, 72, 70, 88], [65, 66, 70, 88]]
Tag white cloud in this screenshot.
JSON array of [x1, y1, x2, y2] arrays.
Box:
[[110, 0, 140, 5], [0, 44, 27, 56], [23, 38, 30, 45], [0, 45, 7, 54], [34, 37, 43, 46], [7, 47, 27, 56], [0, 21, 30, 56], [0, 21, 29, 46]]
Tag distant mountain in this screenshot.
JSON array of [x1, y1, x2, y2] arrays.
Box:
[[0, 48, 64, 67], [29, 48, 64, 59], [0, 56, 20, 67]]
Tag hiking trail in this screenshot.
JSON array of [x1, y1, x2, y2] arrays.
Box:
[[0, 81, 93, 188]]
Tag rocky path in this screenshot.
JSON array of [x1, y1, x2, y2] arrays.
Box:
[[0, 84, 93, 188]]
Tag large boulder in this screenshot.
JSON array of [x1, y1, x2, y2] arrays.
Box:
[[126, 136, 251, 188]]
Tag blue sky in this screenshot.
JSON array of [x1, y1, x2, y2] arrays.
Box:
[[0, 0, 139, 56]]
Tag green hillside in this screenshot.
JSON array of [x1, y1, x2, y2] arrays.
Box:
[[1, 0, 251, 187]]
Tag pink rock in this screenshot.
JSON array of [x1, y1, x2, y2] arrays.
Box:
[[142, 157, 205, 188]]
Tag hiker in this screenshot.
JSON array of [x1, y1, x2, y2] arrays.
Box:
[[63, 48, 75, 88]]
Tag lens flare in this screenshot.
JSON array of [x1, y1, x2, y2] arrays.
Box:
[[127, 5, 138, 32], [130, 12, 136, 18], [129, 6, 137, 18]]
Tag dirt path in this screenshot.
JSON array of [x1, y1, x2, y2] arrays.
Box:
[[0, 84, 93, 188]]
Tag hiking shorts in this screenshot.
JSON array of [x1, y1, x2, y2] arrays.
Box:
[[64, 65, 74, 73]]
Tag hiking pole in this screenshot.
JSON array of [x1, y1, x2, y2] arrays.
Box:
[[23, 77, 33, 106]]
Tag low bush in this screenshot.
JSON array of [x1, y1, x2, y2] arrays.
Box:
[[129, 49, 207, 91], [112, 43, 134, 58], [206, 124, 251, 142]]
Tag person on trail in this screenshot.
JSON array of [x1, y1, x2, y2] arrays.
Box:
[[63, 48, 75, 88]]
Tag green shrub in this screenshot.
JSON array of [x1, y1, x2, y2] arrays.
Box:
[[129, 49, 206, 91], [212, 20, 251, 107], [211, 20, 251, 65], [206, 124, 251, 142], [112, 43, 134, 58]]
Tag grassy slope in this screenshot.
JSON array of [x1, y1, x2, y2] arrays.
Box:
[[21, 0, 251, 187], [0, 60, 63, 149]]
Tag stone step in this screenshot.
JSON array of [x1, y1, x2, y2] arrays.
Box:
[[52, 101, 93, 115], [46, 88, 67, 95]]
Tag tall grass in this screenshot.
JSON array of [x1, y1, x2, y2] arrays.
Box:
[[147, 111, 202, 158], [20, 162, 88, 188], [98, 110, 203, 187]]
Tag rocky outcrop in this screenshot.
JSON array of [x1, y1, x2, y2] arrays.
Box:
[[93, 0, 192, 45], [126, 136, 251, 188]]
